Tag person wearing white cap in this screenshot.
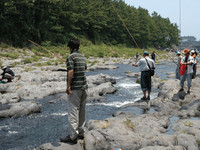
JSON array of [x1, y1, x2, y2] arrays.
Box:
[[133, 51, 155, 102]]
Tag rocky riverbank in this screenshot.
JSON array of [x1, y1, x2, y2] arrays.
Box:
[[37, 68, 200, 150], [1, 55, 200, 150]]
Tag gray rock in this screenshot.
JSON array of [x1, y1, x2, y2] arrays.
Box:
[[88, 64, 118, 71], [88, 82, 117, 101], [36, 141, 84, 150], [139, 146, 185, 150], [0, 101, 40, 118], [0, 93, 20, 104]]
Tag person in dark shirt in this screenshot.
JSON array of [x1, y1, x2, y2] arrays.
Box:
[[151, 51, 156, 61], [0, 66, 15, 82]]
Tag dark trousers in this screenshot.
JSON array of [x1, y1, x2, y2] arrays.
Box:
[[140, 71, 151, 91]]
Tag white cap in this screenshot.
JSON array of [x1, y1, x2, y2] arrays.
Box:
[[191, 50, 195, 53], [177, 51, 181, 55]]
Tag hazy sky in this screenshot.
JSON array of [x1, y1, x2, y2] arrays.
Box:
[[124, 0, 200, 41]]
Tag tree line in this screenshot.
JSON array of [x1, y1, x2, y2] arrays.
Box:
[[0, 0, 180, 48]]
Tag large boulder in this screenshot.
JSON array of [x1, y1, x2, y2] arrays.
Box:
[[88, 82, 117, 101], [84, 114, 173, 150], [0, 93, 20, 104], [0, 101, 40, 118]]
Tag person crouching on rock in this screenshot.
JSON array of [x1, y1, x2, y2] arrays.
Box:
[[132, 51, 155, 102], [0, 66, 15, 83], [60, 39, 88, 144], [179, 49, 194, 94]]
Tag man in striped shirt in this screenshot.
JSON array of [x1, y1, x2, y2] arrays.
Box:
[[60, 39, 88, 144]]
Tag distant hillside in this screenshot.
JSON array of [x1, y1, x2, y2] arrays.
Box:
[[0, 0, 179, 48]]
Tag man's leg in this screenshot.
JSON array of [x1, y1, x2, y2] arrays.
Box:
[[142, 90, 146, 98], [180, 73, 186, 90], [147, 91, 151, 98], [186, 73, 192, 93], [4, 73, 14, 82], [140, 72, 147, 99], [67, 91, 81, 140], [146, 74, 151, 100], [78, 90, 87, 138]]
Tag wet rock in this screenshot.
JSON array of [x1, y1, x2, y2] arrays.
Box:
[[0, 93, 20, 104], [0, 104, 11, 111], [125, 71, 140, 78], [87, 74, 116, 86], [88, 82, 117, 102], [0, 101, 40, 118], [88, 64, 118, 71]]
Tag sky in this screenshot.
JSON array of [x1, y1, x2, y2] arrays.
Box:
[[124, 0, 200, 41]]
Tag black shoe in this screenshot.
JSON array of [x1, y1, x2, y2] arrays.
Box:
[[147, 96, 150, 100], [187, 91, 190, 94], [179, 88, 184, 92], [141, 96, 147, 100], [60, 135, 77, 144], [78, 135, 84, 140]]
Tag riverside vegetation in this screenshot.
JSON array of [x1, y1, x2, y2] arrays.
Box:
[[0, 41, 168, 68]]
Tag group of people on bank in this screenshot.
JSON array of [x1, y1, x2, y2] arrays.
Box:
[[175, 49, 198, 94]]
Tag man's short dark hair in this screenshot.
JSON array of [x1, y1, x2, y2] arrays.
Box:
[[67, 39, 80, 49]]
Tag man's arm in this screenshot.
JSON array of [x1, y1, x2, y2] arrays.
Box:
[[132, 64, 138, 67], [66, 69, 74, 95]]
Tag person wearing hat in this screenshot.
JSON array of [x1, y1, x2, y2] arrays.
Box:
[[60, 39, 88, 144], [133, 51, 155, 102], [179, 49, 194, 94], [0, 66, 15, 82], [175, 51, 182, 80], [191, 50, 197, 79]]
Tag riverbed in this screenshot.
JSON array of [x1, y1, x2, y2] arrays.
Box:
[[0, 63, 177, 150]]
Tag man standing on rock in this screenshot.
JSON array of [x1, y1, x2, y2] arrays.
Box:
[[60, 39, 88, 144], [179, 49, 194, 94], [132, 51, 155, 102]]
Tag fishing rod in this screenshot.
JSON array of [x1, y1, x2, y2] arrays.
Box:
[[166, 52, 178, 65], [28, 40, 65, 62], [111, 3, 140, 49]]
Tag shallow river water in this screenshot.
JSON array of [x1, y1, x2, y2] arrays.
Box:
[[0, 63, 177, 150]]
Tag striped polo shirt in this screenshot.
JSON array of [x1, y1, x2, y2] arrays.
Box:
[[66, 49, 88, 90]]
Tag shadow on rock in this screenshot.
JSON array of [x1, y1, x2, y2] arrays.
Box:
[[172, 91, 187, 101]]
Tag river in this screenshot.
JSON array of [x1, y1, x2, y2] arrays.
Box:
[[0, 63, 177, 150]]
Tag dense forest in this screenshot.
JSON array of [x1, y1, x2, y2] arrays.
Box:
[[0, 0, 180, 48]]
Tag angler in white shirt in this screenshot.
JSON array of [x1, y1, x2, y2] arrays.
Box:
[[133, 51, 155, 102]]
